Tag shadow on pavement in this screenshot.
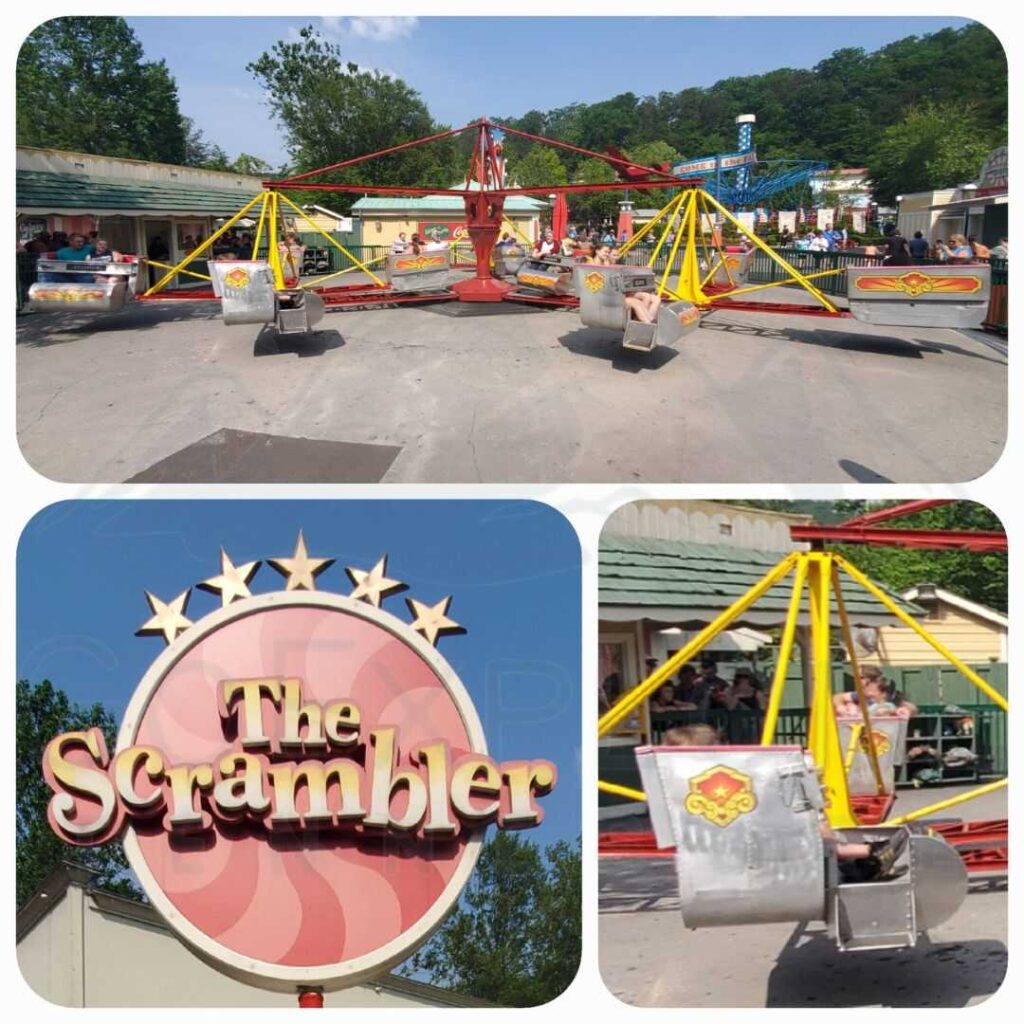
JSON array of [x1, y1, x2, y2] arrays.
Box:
[[558, 328, 679, 372], [838, 459, 895, 483], [16, 301, 222, 346], [701, 318, 1006, 364], [253, 327, 345, 358], [766, 923, 1007, 1007]]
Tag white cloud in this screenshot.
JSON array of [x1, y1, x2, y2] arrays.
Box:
[[319, 17, 419, 43]]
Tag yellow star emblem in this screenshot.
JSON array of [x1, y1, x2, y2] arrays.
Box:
[[197, 548, 261, 606], [136, 589, 193, 645], [345, 555, 407, 608], [406, 595, 465, 646], [268, 532, 334, 591]]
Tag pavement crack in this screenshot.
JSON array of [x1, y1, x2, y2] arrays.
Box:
[[467, 402, 483, 482], [25, 385, 66, 432]]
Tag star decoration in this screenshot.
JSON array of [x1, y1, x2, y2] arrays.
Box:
[[345, 555, 407, 608], [406, 595, 465, 646], [136, 589, 193, 645], [198, 548, 261, 606], [268, 532, 334, 591]]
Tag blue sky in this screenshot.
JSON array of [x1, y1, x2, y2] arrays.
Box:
[[17, 499, 581, 846], [123, 16, 972, 167]]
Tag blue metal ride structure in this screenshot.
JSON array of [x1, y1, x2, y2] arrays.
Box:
[[671, 115, 826, 210]]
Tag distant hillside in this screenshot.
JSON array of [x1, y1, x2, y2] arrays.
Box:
[[494, 23, 1006, 174]]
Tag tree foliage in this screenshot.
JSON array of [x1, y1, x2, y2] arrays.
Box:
[[730, 501, 1006, 611], [405, 832, 581, 1006], [17, 17, 188, 163], [494, 24, 1005, 200], [509, 145, 567, 188], [17, 679, 142, 908], [247, 25, 463, 206], [867, 103, 998, 204]]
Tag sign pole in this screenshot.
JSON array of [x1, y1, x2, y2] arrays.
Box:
[[298, 989, 325, 1009]]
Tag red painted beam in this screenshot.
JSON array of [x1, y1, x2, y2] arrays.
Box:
[[267, 122, 479, 187], [790, 525, 1007, 551], [837, 500, 956, 528], [261, 178, 693, 199]]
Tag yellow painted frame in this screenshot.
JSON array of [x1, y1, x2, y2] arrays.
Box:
[[598, 550, 1008, 828]]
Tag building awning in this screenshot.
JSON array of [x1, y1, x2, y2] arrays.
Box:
[[929, 193, 1008, 211], [16, 169, 259, 218], [599, 535, 922, 628]]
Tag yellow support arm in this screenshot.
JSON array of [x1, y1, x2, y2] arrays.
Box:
[[144, 191, 265, 296], [145, 260, 210, 283], [836, 555, 1008, 712], [618, 191, 681, 258], [276, 192, 386, 288], [887, 778, 1007, 825], [598, 780, 648, 802], [699, 189, 838, 313], [760, 556, 808, 744], [599, 552, 798, 737], [832, 567, 886, 795]]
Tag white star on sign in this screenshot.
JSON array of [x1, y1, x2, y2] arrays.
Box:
[[346, 555, 407, 608], [136, 589, 193, 645], [406, 595, 465, 646], [268, 532, 334, 591]]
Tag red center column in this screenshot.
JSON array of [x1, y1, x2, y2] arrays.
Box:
[[451, 194, 514, 302]]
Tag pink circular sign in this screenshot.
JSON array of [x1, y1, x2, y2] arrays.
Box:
[[117, 592, 487, 991]]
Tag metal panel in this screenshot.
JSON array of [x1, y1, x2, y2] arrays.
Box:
[[28, 279, 128, 314], [575, 265, 657, 331], [209, 261, 276, 325], [847, 264, 991, 328], [707, 249, 754, 288], [275, 291, 326, 335], [636, 746, 826, 927], [838, 716, 907, 796], [516, 257, 574, 295], [385, 250, 452, 293], [834, 878, 916, 951]]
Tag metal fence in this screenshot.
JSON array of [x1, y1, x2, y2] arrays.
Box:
[[644, 702, 1006, 779]]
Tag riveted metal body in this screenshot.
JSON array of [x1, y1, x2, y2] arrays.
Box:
[[28, 259, 137, 313], [209, 260, 277, 325], [837, 716, 908, 797], [492, 246, 527, 277], [828, 825, 967, 951], [575, 264, 700, 351], [275, 290, 326, 335], [846, 263, 991, 328], [385, 250, 452, 292], [707, 249, 754, 288], [636, 746, 827, 927], [516, 257, 574, 295]]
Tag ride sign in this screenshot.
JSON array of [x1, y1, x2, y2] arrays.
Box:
[[41, 536, 557, 993]]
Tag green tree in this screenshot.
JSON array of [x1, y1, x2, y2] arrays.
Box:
[[868, 102, 998, 204], [181, 116, 231, 171], [570, 157, 619, 225], [17, 17, 187, 163], [231, 153, 274, 176], [509, 145, 567, 188], [247, 25, 461, 202], [405, 833, 581, 1006], [17, 679, 142, 908]]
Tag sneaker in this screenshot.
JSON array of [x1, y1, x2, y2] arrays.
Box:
[[867, 830, 909, 878]]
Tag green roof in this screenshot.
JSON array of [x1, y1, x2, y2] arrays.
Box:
[[351, 195, 547, 213], [16, 170, 259, 215], [600, 535, 922, 623]]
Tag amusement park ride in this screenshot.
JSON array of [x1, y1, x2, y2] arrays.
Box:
[[598, 501, 1007, 952], [28, 119, 992, 354]]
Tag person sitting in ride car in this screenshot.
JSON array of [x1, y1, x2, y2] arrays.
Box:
[[833, 665, 918, 719], [533, 229, 557, 258], [90, 238, 124, 283]]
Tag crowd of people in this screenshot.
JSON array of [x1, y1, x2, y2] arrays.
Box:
[[626, 658, 917, 748], [390, 231, 450, 256]]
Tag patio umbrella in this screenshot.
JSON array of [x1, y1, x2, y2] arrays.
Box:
[[551, 191, 569, 241]]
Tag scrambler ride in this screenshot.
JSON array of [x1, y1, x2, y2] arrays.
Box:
[[598, 501, 1007, 952], [28, 119, 992, 355]]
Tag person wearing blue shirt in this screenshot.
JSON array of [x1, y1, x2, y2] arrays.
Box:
[[908, 231, 930, 261], [39, 232, 94, 281]]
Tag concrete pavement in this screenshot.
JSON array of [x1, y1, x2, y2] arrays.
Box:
[[16, 288, 1006, 482]]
